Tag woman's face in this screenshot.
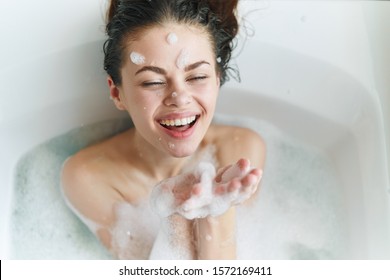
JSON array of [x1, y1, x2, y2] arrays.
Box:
[[110, 23, 220, 158]]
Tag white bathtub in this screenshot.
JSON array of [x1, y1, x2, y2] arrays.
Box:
[[1, 0, 389, 259]]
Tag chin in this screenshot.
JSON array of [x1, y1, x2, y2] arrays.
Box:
[[167, 144, 198, 158], [169, 149, 194, 159]]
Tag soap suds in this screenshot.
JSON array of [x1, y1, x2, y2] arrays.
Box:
[[130, 51, 145, 65], [10, 115, 348, 260], [150, 160, 259, 220], [176, 48, 190, 70], [166, 32, 178, 45], [111, 202, 158, 259], [61, 188, 102, 235]]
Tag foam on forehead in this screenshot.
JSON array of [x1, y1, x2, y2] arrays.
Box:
[[130, 51, 146, 65], [166, 32, 178, 45], [176, 48, 190, 70]]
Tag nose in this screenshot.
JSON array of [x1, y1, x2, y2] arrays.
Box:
[[163, 86, 192, 107]]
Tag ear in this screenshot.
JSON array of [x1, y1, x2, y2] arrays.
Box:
[[108, 76, 127, 111]]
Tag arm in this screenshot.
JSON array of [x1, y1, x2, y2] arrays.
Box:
[[61, 157, 117, 243], [195, 208, 236, 259], [196, 126, 265, 259]]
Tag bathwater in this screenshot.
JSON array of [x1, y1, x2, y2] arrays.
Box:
[[9, 114, 348, 259], [10, 119, 131, 259]]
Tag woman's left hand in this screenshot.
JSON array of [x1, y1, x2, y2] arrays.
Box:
[[213, 158, 262, 201]]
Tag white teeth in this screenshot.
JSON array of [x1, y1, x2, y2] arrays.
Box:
[[160, 116, 196, 127]]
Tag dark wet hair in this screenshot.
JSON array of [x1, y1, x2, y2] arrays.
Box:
[[103, 0, 239, 86]]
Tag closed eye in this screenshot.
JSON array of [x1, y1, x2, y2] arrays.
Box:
[[141, 80, 166, 88], [187, 75, 208, 82]]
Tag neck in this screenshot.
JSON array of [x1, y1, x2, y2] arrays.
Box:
[[132, 130, 191, 181]]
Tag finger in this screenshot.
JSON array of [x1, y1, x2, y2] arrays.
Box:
[[236, 158, 250, 170], [213, 183, 226, 195], [242, 168, 263, 185], [240, 173, 259, 189], [227, 178, 241, 192], [191, 184, 202, 196], [220, 158, 250, 183], [173, 191, 191, 203], [249, 168, 263, 179]]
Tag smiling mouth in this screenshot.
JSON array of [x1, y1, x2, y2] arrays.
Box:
[[159, 115, 199, 131]]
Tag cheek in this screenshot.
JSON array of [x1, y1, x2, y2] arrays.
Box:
[[129, 90, 157, 109], [128, 105, 156, 134], [193, 83, 219, 103]]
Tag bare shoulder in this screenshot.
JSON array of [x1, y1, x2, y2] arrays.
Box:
[[61, 132, 129, 228], [207, 124, 266, 169]]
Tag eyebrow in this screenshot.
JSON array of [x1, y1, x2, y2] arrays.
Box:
[[135, 66, 166, 76], [184, 60, 210, 72], [135, 60, 210, 75]]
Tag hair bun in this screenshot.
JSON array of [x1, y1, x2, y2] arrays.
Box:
[[207, 0, 239, 37], [107, 0, 120, 22]]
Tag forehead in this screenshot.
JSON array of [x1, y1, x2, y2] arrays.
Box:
[[124, 23, 215, 62]]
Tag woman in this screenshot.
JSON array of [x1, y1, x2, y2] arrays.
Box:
[[61, 0, 265, 259]]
